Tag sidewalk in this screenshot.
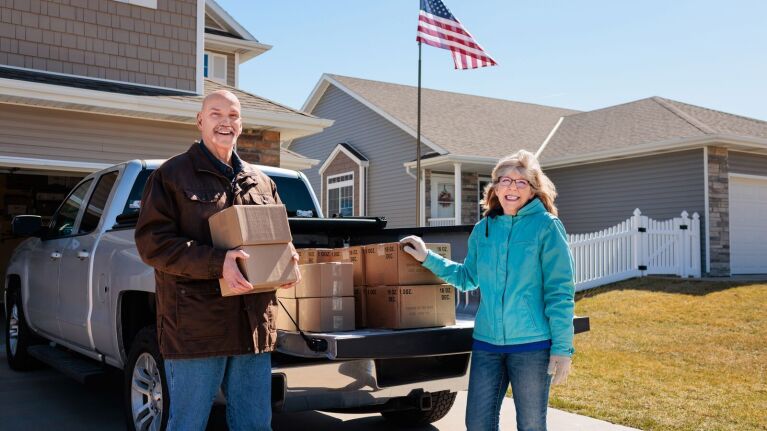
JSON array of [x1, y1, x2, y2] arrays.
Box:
[[431, 391, 640, 431], [271, 390, 642, 430]]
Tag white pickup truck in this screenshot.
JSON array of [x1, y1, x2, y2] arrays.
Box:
[[4, 159, 589, 430]]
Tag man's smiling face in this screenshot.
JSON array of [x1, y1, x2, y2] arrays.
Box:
[[196, 91, 243, 155]]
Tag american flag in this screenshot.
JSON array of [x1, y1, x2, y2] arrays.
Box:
[[416, 0, 498, 70]]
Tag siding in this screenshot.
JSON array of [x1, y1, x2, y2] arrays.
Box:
[[0, 0, 198, 92], [547, 149, 706, 233], [0, 103, 199, 164], [729, 151, 767, 177], [289, 85, 431, 228]]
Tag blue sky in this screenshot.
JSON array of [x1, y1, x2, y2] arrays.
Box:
[[217, 0, 767, 120]]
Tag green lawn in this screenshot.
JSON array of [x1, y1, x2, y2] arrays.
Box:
[[548, 278, 767, 431]]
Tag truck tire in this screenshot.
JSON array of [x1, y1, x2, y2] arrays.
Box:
[[381, 391, 457, 425], [124, 326, 169, 431], [4, 289, 43, 371]]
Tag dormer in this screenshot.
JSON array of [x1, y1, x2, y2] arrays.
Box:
[[203, 0, 271, 87]]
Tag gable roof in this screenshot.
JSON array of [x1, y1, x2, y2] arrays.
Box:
[[539, 96, 767, 166], [299, 74, 579, 158], [204, 0, 272, 62]]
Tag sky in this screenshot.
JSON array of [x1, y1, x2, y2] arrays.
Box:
[[217, 0, 767, 120]]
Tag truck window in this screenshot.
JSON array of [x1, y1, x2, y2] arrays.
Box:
[[271, 176, 318, 217], [49, 178, 93, 237], [124, 170, 318, 218], [123, 169, 154, 216], [80, 171, 119, 234]]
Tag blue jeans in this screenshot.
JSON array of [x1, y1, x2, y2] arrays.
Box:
[[164, 353, 272, 431], [466, 349, 551, 431]]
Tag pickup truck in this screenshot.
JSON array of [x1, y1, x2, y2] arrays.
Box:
[[4, 159, 589, 430]]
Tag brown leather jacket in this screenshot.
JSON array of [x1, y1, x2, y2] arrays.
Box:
[[135, 143, 281, 359]]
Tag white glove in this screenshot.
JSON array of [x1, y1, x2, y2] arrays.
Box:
[[547, 355, 572, 385], [399, 235, 428, 263]]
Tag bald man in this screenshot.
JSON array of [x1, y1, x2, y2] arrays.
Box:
[[135, 90, 299, 431]]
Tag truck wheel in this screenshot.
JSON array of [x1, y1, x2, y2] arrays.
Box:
[[381, 391, 457, 425], [124, 326, 168, 431], [4, 289, 43, 371]]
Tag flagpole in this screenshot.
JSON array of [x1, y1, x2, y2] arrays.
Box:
[[416, 41, 422, 227]]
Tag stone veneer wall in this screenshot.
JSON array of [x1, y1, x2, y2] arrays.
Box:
[[237, 129, 279, 167], [707, 146, 730, 276], [461, 172, 479, 224]]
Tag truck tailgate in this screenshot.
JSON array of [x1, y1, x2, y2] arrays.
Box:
[[277, 316, 590, 360]]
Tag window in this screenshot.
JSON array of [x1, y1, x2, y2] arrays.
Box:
[[80, 171, 119, 234], [122, 169, 154, 216], [49, 179, 93, 238], [326, 172, 354, 217], [204, 52, 227, 84], [271, 176, 318, 217]]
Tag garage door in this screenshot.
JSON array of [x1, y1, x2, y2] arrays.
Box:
[[729, 175, 767, 274]]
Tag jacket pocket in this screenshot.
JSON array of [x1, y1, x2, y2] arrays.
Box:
[[184, 189, 224, 203], [522, 297, 540, 332], [176, 282, 229, 341]]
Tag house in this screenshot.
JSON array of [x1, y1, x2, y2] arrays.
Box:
[[289, 73, 577, 228], [539, 97, 767, 276], [288, 74, 767, 276], [0, 0, 330, 277]]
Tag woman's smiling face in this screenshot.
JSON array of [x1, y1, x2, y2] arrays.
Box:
[[495, 168, 534, 215]]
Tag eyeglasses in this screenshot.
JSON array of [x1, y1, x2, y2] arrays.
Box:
[[495, 177, 530, 190]]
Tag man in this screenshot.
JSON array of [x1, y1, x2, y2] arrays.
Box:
[[135, 90, 299, 430]]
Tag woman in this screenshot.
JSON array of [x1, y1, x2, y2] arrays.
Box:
[[401, 150, 575, 431]]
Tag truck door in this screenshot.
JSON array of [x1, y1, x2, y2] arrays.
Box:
[[58, 171, 119, 349], [26, 178, 94, 340]]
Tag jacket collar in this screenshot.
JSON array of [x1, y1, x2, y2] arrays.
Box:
[[487, 197, 545, 219], [188, 142, 261, 185]]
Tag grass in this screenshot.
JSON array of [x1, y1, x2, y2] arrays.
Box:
[[548, 278, 767, 431]]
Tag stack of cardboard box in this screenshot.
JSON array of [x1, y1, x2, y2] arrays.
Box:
[[329, 246, 367, 327], [363, 243, 456, 329], [208, 205, 298, 297], [276, 261, 355, 332]]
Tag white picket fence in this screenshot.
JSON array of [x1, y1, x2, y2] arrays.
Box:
[[569, 209, 701, 291], [453, 209, 702, 314]]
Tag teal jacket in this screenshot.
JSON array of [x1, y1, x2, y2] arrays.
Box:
[[422, 198, 576, 357]]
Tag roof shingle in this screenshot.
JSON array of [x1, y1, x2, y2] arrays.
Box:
[[539, 96, 767, 163], [329, 74, 579, 158]]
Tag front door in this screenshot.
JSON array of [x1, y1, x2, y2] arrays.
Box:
[[430, 174, 455, 223], [58, 171, 119, 349], [26, 178, 93, 339]]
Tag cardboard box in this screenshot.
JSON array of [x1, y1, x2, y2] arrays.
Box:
[[277, 262, 353, 298], [330, 246, 366, 286], [218, 243, 298, 296], [209, 204, 292, 249], [365, 285, 455, 329], [296, 248, 333, 264], [354, 286, 366, 328], [276, 297, 355, 332], [363, 243, 451, 286]]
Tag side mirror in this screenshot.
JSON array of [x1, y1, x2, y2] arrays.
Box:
[[12, 215, 44, 237]]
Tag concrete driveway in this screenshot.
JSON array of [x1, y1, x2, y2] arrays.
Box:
[[0, 310, 638, 430]]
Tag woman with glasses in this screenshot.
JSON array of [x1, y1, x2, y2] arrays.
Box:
[[401, 150, 575, 431]]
